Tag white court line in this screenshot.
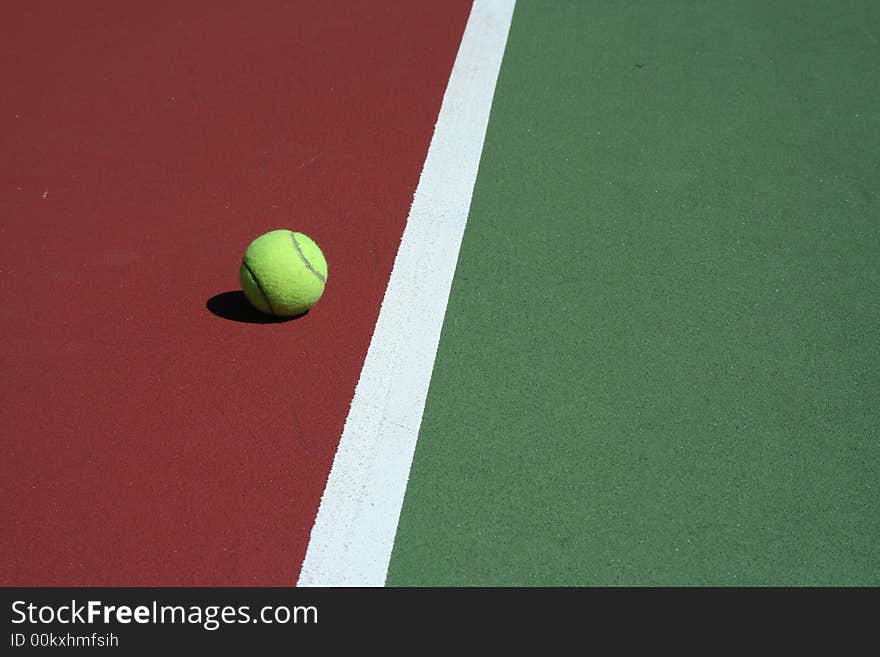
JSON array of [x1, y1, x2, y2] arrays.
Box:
[[297, 0, 516, 587]]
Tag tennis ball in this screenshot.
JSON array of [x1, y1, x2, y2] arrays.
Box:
[[239, 229, 328, 317]]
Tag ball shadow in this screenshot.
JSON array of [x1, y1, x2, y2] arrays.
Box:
[[206, 291, 308, 324]]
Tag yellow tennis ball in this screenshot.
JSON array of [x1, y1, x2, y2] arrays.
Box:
[[239, 229, 328, 317]]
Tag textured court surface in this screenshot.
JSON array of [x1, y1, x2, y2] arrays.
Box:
[[0, 0, 471, 586], [2, 1, 878, 587], [388, 0, 880, 585]]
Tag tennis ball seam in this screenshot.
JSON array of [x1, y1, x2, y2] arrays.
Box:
[[241, 258, 276, 315], [291, 232, 326, 283]]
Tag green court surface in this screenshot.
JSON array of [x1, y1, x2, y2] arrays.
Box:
[[388, 0, 880, 585]]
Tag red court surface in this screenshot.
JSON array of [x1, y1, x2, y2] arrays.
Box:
[[1, 0, 472, 585]]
